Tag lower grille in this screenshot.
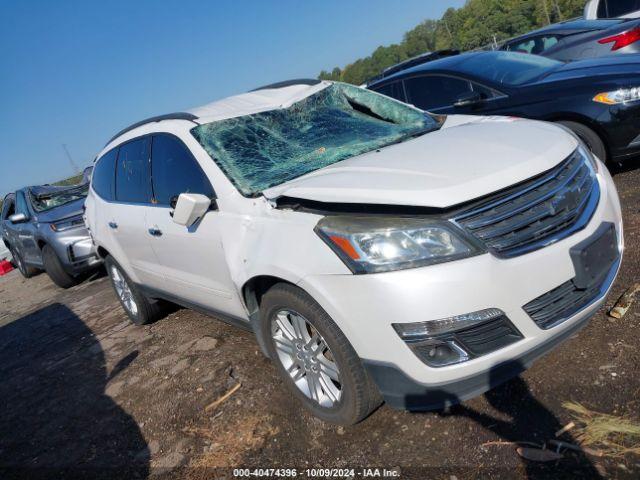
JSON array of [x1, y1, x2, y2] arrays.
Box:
[[453, 316, 523, 356], [454, 317, 522, 356], [524, 261, 618, 330]]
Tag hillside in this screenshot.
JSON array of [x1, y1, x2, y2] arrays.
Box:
[[318, 0, 586, 85]]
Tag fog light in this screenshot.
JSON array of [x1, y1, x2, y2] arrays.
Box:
[[393, 309, 522, 368], [413, 339, 470, 367]]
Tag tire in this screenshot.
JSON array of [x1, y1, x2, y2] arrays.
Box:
[[9, 246, 38, 278], [260, 283, 382, 425], [557, 120, 607, 163], [105, 255, 162, 325], [42, 244, 79, 289]]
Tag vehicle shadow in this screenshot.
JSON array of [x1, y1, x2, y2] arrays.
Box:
[[410, 360, 602, 479], [0, 303, 149, 479]]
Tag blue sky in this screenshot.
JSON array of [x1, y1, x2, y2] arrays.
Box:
[[0, 0, 464, 196]]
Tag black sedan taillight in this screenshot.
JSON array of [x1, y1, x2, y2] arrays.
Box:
[[598, 27, 640, 51]]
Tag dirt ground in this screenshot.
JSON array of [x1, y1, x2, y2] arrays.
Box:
[[1, 168, 639, 480]]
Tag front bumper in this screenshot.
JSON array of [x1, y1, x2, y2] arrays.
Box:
[[67, 238, 103, 274], [298, 162, 623, 408], [49, 230, 103, 275], [603, 101, 640, 162]]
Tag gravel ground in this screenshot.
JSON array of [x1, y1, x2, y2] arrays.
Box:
[[0, 167, 639, 480]]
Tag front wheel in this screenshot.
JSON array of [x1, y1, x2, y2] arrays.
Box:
[[260, 283, 382, 425], [42, 244, 79, 288], [557, 121, 607, 163], [105, 255, 162, 325]]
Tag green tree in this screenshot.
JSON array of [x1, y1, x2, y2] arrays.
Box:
[[317, 0, 590, 86]]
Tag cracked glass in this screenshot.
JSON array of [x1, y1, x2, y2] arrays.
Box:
[[191, 83, 438, 196]]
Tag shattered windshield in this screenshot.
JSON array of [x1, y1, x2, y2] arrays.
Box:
[[191, 82, 437, 196], [29, 185, 88, 212]]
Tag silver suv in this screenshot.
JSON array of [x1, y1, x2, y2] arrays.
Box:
[[1, 184, 102, 287]]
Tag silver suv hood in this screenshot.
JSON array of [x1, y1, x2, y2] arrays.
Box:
[[263, 115, 578, 209]]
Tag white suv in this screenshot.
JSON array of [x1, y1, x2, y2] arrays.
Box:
[[85, 80, 623, 424], [584, 0, 640, 19]]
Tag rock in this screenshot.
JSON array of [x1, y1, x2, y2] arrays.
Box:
[[192, 336, 218, 352], [105, 380, 124, 397], [516, 447, 563, 462], [169, 358, 191, 376], [148, 440, 160, 455], [153, 451, 185, 469]]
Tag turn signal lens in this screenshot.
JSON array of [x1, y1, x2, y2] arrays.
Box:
[[593, 87, 640, 105], [393, 308, 505, 340]]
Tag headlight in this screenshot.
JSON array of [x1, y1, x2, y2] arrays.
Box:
[[315, 216, 483, 274], [50, 215, 85, 232], [593, 87, 640, 105]]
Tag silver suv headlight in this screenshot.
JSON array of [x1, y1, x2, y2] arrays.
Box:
[[315, 216, 484, 274], [50, 215, 85, 232]]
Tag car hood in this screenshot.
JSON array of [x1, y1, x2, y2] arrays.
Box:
[[36, 198, 86, 223], [263, 115, 578, 209]]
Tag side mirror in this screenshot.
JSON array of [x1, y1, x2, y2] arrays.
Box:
[[171, 193, 212, 227], [9, 213, 27, 224], [454, 91, 483, 108]]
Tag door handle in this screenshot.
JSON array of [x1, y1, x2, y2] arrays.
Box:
[[108, 222, 118, 229], [148, 228, 162, 237]]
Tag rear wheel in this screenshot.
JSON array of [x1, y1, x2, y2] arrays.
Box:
[[9, 246, 38, 278], [105, 255, 162, 325], [260, 283, 382, 425], [42, 244, 79, 289], [557, 120, 607, 163]]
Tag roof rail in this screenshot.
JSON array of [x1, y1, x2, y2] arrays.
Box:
[[388, 50, 459, 75], [251, 78, 322, 92], [106, 112, 199, 146]]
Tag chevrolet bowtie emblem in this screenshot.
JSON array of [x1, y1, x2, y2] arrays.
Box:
[[549, 187, 581, 215]]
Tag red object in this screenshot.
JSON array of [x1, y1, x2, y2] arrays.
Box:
[[598, 27, 640, 51], [0, 260, 14, 276]]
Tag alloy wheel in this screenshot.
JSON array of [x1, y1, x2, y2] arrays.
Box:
[[271, 309, 342, 408], [110, 265, 138, 316]]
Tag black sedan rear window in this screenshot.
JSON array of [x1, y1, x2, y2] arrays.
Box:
[[458, 52, 562, 86]]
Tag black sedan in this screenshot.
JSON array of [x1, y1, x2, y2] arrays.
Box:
[[499, 18, 640, 61], [367, 51, 640, 163]]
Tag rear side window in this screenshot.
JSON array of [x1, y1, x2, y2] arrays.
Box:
[[2, 197, 15, 219], [92, 148, 117, 201], [404, 75, 472, 110], [151, 135, 214, 205], [506, 35, 561, 54], [115, 137, 152, 203], [371, 82, 406, 102]]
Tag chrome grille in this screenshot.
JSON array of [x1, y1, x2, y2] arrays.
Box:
[[454, 150, 599, 258]]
